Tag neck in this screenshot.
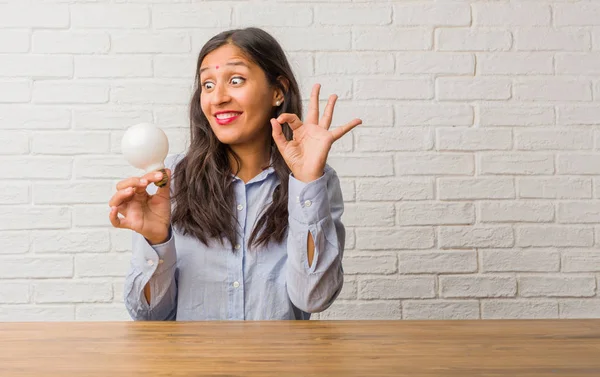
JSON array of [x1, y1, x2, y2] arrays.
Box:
[[228, 143, 271, 183]]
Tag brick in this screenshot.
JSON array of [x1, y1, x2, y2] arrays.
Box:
[[0, 305, 74, 322], [111, 32, 190, 53], [75, 56, 152, 78], [343, 254, 397, 275], [0, 5, 68, 28], [516, 226, 594, 247], [316, 53, 393, 75], [472, 4, 550, 26], [356, 78, 433, 100], [356, 128, 432, 152], [397, 202, 474, 226], [0, 183, 29, 205], [343, 204, 394, 227], [33, 32, 109, 54], [395, 52, 474, 75], [154, 4, 231, 28], [515, 79, 592, 101], [275, 28, 351, 51], [154, 55, 196, 79], [555, 3, 600, 26], [327, 155, 393, 177], [316, 5, 390, 26], [339, 179, 355, 202], [75, 157, 138, 179], [441, 276, 517, 298], [354, 27, 431, 51], [481, 249, 560, 272], [111, 82, 192, 105], [482, 300, 558, 319], [558, 154, 600, 175], [71, 5, 149, 28], [436, 128, 512, 151], [76, 253, 130, 277], [300, 77, 352, 100], [112, 229, 133, 252], [0, 80, 31, 103], [33, 230, 110, 254], [436, 29, 511, 52], [395, 153, 474, 175], [2, 157, 72, 179], [74, 205, 110, 228], [516, 129, 592, 151], [319, 301, 401, 320], [478, 53, 553, 75], [74, 107, 153, 130], [515, 28, 590, 51], [336, 277, 357, 300], [520, 276, 596, 298], [0, 55, 72, 78], [288, 53, 313, 78], [34, 281, 112, 303], [0, 131, 28, 154], [395, 104, 473, 126], [394, 3, 470, 26], [154, 107, 188, 128], [32, 132, 110, 155], [556, 53, 600, 75], [403, 300, 479, 320], [519, 177, 592, 199], [562, 250, 600, 272], [34, 181, 113, 205], [1, 206, 70, 231], [345, 229, 356, 250], [0, 30, 29, 53], [439, 226, 514, 249], [76, 304, 131, 321], [236, 5, 312, 27], [399, 250, 477, 274], [0, 283, 29, 304], [437, 78, 511, 100], [558, 105, 600, 126], [34, 82, 108, 104], [560, 300, 600, 319], [331, 103, 393, 128], [480, 201, 554, 223], [558, 202, 600, 224], [356, 178, 433, 201], [438, 178, 515, 200], [359, 277, 435, 299], [479, 105, 554, 127], [479, 153, 554, 175], [356, 228, 435, 250], [0, 232, 30, 254], [0, 257, 72, 278], [0, 106, 70, 130]]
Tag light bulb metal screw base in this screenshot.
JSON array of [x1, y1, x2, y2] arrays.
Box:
[[155, 168, 168, 188]]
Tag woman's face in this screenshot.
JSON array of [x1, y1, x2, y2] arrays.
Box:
[[199, 44, 280, 149]]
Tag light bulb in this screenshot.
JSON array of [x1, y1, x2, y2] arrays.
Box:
[[121, 123, 169, 187]]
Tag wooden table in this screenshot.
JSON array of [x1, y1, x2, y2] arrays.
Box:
[[1, 320, 599, 376]]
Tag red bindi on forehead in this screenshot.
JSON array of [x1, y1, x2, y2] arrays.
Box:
[[216, 65, 219, 69]]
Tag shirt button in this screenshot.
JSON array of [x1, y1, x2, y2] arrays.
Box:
[[304, 200, 312, 207], [146, 260, 154, 266], [237, 204, 243, 211], [234, 244, 241, 250], [233, 281, 240, 288]]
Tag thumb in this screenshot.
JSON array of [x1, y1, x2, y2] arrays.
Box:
[[154, 168, 172, 196], [270, 118, 288, 155]]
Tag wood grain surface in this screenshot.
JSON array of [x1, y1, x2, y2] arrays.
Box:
[[1, 320, 599, 376]]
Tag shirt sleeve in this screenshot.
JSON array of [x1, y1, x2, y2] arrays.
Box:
[[124, 227, 178, 321], [284, 165, 345, 313]]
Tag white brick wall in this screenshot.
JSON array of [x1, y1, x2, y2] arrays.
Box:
[[1, 0, 599, 322]]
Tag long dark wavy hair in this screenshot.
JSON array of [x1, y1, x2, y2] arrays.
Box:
[[171, 27, 302, 250]]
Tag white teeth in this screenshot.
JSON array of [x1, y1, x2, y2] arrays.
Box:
[[216, 112, 240, 120]]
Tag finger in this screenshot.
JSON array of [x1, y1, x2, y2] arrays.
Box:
[[307, 83, 321, 125], [270, 118, 288, 154], [277, 113, 303, 131], [108, 187, 136, 208], [109, 206, 124, 229], [116, 176, 148, 191], [320, 94, 338, 130], [330, 119, 362, 141], [151, 168, 171, 195]]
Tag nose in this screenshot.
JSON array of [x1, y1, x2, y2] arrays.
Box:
[[210, 82, 230, 106]]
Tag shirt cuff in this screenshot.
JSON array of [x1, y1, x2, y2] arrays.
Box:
[[132, 226, 176, 276], [288, 172, 331, 225]]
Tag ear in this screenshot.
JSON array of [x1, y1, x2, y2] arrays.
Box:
[[272, 76, 289, 105]]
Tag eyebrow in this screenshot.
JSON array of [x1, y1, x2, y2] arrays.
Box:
[[199, 61, 249, 74]]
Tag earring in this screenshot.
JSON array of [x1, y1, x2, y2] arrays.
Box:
[[276, 100, 281, 106]]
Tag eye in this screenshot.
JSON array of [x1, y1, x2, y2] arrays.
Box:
[[202, 81, 215, 90], [230, 77, 245, 85]]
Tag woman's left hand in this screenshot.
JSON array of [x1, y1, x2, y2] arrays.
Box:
[[271, 83, 362, 183]]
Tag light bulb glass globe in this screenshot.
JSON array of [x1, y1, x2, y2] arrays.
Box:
[[121, 123, 169, 173]]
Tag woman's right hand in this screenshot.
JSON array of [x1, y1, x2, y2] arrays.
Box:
[[109, 169, 172, 245]]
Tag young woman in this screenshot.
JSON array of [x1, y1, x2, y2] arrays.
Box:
[[108, 27, 361, 320]]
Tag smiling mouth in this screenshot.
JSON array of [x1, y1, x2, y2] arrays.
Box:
[[215, 112, 242, 125]]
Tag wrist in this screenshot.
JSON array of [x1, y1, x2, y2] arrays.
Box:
[[146, 226, 171, 245], [293, 172, 322, 184]]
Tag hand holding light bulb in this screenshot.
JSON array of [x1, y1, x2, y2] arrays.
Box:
[[108, 123, 172, 245]]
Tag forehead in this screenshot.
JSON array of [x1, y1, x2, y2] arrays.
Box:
[[200, 44, 253, 72]]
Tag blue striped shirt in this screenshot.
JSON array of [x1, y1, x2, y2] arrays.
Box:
[[124, 154, 345, 320]]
